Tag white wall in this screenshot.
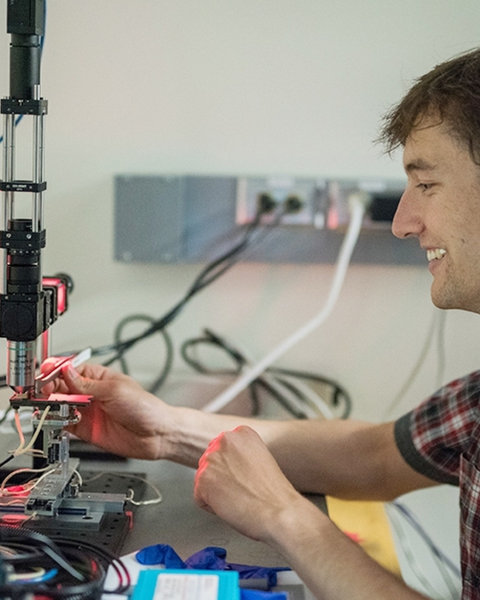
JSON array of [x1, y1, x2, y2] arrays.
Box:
[[0, 2, 477, 594], [38, 2, 480, 413], [0, 0, 474, 417]]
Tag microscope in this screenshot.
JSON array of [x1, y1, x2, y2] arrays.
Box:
[[0, 0, 129, 539]]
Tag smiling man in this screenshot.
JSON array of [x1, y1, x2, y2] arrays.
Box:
[[42, 49, 480, 600], [393, 122, 480, 311], [378, 49, 480, 598], [386, 68, 480, 315]]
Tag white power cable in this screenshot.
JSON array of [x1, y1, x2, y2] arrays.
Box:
[[383, 308, 447, 420], [202, 192, 368, 414], [273, 373, 335, 419]]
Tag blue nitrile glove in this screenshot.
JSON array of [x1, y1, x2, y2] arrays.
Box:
[[136, 544, 290, 589], [136, 544, 186, 569], [186, 547, 290, 588], [241, 590, 288, 600]]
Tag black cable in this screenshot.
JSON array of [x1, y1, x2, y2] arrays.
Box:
[[390, 501, 461, 579], [0, 211, 266, 390], [180, 328, 353, 418], [0, 542, 43, 563], [49, 536, 131, 595], [0, 455, 14, 470], [0, 526, 129, 599], [180, 329, 272, 415], [180, 329, 310, 418], [112, 314, 174, 394], [0, 526, 85, 582], [92, 208, 267, 368], [181, 330, 247, 376], [148, 329, 174, 395], [180, 329, 312, 417], [252, 376, 309, 419], [248, 380, 261, 416], [0, 206, 284, 389], [0, 404, 11, 424], [267, 367, 352, 419]]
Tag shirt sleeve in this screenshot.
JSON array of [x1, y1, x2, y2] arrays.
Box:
[[394, 370, 480, 487]]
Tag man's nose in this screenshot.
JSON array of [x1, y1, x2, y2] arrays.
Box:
[[391, 189, 423, 239]]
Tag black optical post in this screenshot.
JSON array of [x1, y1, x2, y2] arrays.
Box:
[[8, 0, 44, 100], [0, 0, 53, 398]]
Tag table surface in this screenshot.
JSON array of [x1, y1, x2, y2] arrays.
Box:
[[0, 429, 326, 565], [90, 454, 327, 567], [108, 455, 322, 600], [0, 424, 327, 600]]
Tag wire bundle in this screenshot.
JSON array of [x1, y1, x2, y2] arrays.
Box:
[[181, 328, 352, 419], [0, 525, 130, 600], [387, 501, 461, 599]]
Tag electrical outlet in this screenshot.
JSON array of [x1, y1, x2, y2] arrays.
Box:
[[236, 176, 327, 227], [326, 179, 405, 230]]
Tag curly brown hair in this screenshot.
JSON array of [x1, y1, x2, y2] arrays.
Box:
[[379, 48, 480, 164]]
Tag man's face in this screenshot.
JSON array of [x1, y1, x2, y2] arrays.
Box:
[[392, 120, 480, 313]]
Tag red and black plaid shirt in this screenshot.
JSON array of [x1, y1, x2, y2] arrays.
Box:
[[395, 371, 480, 599]]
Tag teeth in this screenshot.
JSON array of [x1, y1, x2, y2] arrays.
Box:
[[427, 248, 446, 261]]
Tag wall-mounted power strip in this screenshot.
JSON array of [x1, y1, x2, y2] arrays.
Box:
[[114, 174, 422, 265]]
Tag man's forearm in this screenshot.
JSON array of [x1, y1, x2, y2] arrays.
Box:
[[269, 495, 429, 600], [163, 407, 385, 495], [163, 408, 435, 500]]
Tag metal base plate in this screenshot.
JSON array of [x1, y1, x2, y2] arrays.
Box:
[[0, 469, 147, 556]]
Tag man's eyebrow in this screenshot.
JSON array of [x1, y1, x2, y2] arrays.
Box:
[[404, 158, 438, 173]]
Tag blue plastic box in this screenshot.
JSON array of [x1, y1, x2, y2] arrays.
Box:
[[131, 569, 240, 600]]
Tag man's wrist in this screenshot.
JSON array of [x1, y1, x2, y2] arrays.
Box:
[[263, 492, 330, 551], [157, 405, 213, 466]]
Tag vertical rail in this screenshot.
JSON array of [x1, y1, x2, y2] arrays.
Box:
[[32, 83, 44, 233], [1, 112, 15, 294]]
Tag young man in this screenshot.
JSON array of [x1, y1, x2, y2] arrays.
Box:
[[44, 48, 480, 599]]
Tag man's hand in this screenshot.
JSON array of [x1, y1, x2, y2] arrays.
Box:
[[194, 425, 303, 543], [41, 360, 172, 460], [194, 425, 431, 600]]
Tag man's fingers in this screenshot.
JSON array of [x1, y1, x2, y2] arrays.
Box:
[[40, 356, 64, 375]]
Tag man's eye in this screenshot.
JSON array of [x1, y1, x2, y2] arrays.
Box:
[[417, 183, 433, 191]]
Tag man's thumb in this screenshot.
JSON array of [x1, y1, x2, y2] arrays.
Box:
[[62, 362, 91, 394]]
